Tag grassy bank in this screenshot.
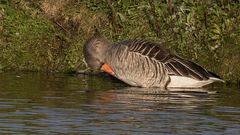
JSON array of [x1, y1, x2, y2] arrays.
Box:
[[0, 0, 239, 83]]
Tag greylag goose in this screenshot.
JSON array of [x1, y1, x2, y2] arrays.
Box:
[[83, 34, 223, 88]]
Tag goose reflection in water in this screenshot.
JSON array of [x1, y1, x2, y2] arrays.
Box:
[[94, 86, 217, 112]]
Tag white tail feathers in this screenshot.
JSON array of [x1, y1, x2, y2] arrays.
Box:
[[167, 76, 224, 88], [209, 77, 225, 83]]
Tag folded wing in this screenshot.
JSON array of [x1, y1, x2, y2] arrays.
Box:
[[124, 39, 221, 81]]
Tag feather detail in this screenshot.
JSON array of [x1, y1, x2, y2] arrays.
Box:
[[123, 39, 221, 81]]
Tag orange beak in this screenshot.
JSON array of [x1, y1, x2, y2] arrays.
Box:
[[101, 63, 115, 75]]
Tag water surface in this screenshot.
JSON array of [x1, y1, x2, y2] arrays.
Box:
[[0, 72, 239, 134]]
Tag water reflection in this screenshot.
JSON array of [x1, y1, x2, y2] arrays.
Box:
[[96, 87, 216, 111], [0, 72, 239, 134]]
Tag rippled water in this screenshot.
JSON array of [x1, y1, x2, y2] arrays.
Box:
[[0, 72, 239, 134]]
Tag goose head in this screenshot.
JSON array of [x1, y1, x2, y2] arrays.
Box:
[[83, 34, 111, 70]]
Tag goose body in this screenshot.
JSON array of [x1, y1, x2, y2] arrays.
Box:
[[83, 34, 223, 88]]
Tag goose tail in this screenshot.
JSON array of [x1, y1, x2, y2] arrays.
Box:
[[208, 71, 225, 82], [167, 74, 224, 88]]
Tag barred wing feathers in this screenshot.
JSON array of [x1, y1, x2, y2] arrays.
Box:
[[122, 39, 221, 81]]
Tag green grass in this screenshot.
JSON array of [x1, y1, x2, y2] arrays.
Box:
[[1, 5, 56, 71], [0, 0, 239, 83]]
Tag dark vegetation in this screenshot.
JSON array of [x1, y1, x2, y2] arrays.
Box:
[[0, 0, 239, 83]]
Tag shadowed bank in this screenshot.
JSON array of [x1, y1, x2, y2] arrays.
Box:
[[0, 0, 239, 84]]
